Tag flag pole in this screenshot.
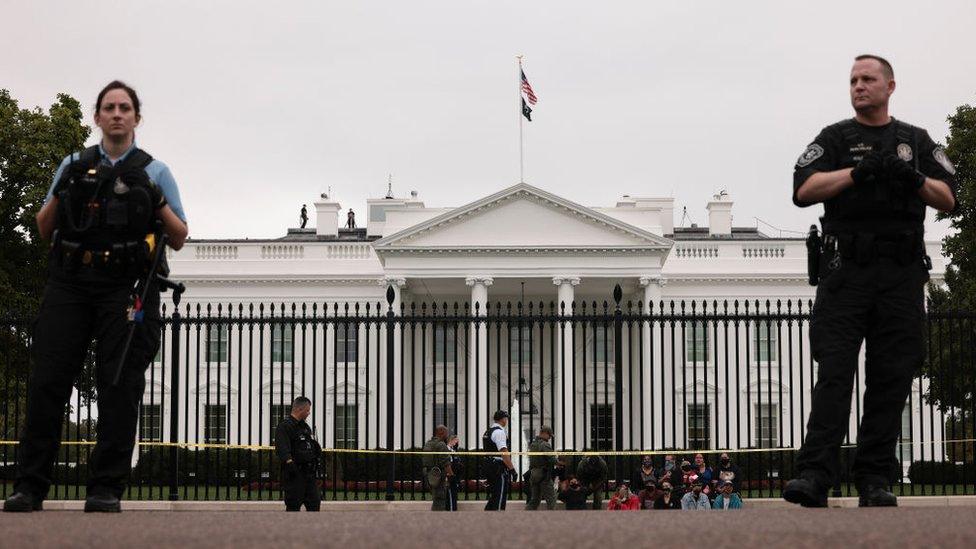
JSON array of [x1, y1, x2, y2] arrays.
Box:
[[517, 54, 524, 183]]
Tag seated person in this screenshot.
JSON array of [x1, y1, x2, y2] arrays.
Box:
[[712, 480, 743, 510], [652, 481, 681, 510], [607, 483, 640, 510], [637, 480, 659, 509], [680, 479, 710, 511], [558, 476, 591, 510]]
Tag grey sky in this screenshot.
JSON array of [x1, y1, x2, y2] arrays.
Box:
[[3, 0, 974, 241]]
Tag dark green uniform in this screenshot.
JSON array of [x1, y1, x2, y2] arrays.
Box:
[[525, 437, 556, 510], [422, 436, 451, 511]]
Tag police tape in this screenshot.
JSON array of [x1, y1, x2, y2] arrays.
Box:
[[0, 438, 974, 456]]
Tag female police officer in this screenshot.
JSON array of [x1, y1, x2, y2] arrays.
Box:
[[4, 81, 188, 513]]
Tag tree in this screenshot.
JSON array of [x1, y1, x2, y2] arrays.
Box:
[[0, 89, 90, 314], [0, 90, 90, 427], [923, 104, 975, 452]]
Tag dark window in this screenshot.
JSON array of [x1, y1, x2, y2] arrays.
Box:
[[754, 403, 778, 448], [433, 402, 457, 436], [207, 325, 229, 363], [336, 324, 358, 363], [589, 403, 613, 451], [687, 403, 711, 450], [509, 325, 532, 364], [205, 404, 227, 444], [140, 404, 162, 442], [434, 325, 456, 364], [335, 405, 358, 449], [271, 324, 293, 363], [271, 404, 291, 437]]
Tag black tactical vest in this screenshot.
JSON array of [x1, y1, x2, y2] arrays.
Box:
[[54, 145, 158, 276], [825, 118, 925, 232]]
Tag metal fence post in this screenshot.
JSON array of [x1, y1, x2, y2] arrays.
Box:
[[168, 305, 182, 501], [385, 286, 396, 501], [613, 284, 624, 486]]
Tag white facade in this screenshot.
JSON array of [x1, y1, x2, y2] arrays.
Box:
[[142, 183, 946, 467]]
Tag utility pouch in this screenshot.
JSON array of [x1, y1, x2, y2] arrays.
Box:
[[806, 224, 822, 286]]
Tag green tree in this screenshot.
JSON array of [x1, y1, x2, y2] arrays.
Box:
[[0, 89, 90, 314], [924, 104, 975, 458]]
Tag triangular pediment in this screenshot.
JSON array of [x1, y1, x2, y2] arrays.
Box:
[[374, 183, 672, 251]]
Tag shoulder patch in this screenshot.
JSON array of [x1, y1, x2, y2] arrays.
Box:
[[796, 144, 824, 168], [933, 147, 956, 175]]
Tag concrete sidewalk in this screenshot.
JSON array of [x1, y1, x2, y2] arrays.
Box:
[[2, 508, 975, 548], [37, 494, 976, 511]]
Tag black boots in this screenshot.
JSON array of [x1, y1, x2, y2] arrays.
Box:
[[84, 493, 121, 513], [858, 485, 898, 507], [3, 492, 43, 512], [783, 477, 829, 508]]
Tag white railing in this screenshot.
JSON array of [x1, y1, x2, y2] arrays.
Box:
[[261, 244, 305, 260], [194, 244, 238, 260], [742, 244, 786, 258], [325, 244, 373, 260], [674, 245, 719, 259]]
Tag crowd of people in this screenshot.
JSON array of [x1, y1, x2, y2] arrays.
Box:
[[557, 451, 745, 511]]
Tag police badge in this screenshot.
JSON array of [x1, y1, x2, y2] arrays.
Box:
[[797, 144, 824, 168], [933, 147, 956, 175], [897, 143, 913, 162]]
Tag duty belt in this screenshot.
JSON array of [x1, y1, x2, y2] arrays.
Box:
[[55, 239, 147, 273], [824, 231, 924, 267]]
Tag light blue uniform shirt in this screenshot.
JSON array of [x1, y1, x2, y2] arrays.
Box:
[[46, 142, 187, 223]]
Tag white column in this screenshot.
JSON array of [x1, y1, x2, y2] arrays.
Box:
[[382, 277, 406, 448], [552, 276, 580, 449], [466, 276, 493, 447], [639, 275, 665, 449]]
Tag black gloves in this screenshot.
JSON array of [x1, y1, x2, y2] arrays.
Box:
[[147, 179, 168, 210], [884, 154, 926, 192], [850, 151, 884, 185], [508, 468, 518, 484]]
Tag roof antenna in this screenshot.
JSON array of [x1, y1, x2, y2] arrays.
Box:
[[385, 174, 394, 199]]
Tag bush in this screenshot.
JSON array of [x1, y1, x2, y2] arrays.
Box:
[[908, 461, 976, 485]]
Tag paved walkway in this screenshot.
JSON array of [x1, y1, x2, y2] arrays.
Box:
[[2, 508, 975, 548]]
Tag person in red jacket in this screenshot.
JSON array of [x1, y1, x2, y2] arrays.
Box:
[[607, 484, 641, 510]]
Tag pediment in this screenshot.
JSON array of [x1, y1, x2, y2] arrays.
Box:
[[374, 183, 672, 252]]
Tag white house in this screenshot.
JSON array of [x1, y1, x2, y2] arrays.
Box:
[[140, 182, 946, 470]]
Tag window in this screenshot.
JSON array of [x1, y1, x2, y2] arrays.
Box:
[[593, 325, 614, 363], [271, 324, 293, 363], [509, 324, 532, 364], [589, 404, 613, 451], [207, 324, 229, 363], [140, 404, 162, 442], [434, 325, 456, 364], [685, 322, 709, 363], [687, 403, 711, 450], [270, 403, 291, 437], [433, 403, 457, 436], [754, 403, 779, 448], [336, 324, 358, 363], [898, 403, 913, 464], [335, 405, 358, 449], [205, 404, 227, 444], [753, 321, 778, 363]]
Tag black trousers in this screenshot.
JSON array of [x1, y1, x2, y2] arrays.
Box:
[[484, 461, 509, 511], [15, 275, 161, 500], [283, 466, 321, 511], [796, 257, 927, 488]]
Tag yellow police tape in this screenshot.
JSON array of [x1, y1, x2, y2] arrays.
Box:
[[0, 438, 974, 456]]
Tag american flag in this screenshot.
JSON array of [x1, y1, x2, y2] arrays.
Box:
[[521, 69, 538, 105]]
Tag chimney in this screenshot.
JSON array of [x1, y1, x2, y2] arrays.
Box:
[[706, 191, 733, 237], [314, 195, 341, 237]]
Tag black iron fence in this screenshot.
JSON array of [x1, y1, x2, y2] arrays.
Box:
[[1, 285, 974, 501]]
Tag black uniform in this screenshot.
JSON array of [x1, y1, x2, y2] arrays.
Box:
[[14, 146, 165, 504], [792, 118, 957, 490], [482, 424, 511, 511], [275, 415, 322, 511]]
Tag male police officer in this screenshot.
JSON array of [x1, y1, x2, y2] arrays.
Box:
[[483, 410, 517, 511], [275, 396, 322, 512], [422, 425, 454, 511], [525, 426, 556, 510], [786, 55, 957, 508], [4, 81, 188, 513]]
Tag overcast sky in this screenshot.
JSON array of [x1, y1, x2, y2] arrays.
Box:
[[3, 0, 974, 241]]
